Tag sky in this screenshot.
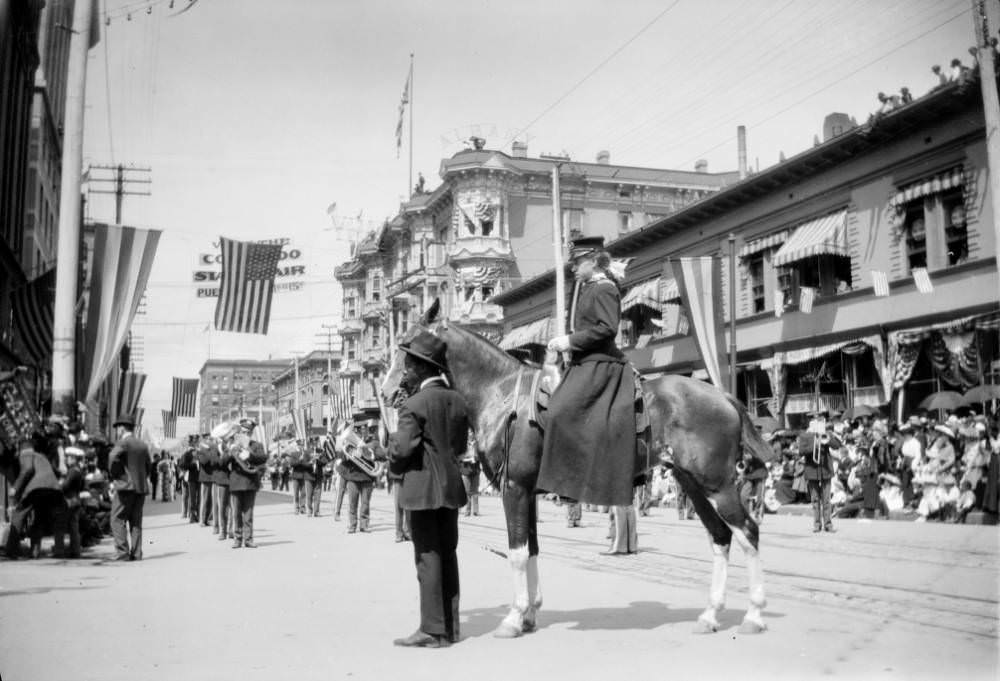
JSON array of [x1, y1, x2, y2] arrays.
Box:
[[79, 0, 974, 434]]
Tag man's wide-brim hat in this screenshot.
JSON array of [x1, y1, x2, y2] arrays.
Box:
[[112, 414, 135, 428], [399, 330, 448, 372], [569, 235, 606, 261]]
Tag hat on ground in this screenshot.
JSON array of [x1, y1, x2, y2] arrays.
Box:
[[399, 329, 448, 373], [568, 235, 606, 261], [112, 414, 135, 428], [933, 424, 955, 439]]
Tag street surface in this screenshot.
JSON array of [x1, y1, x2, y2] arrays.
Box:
[[1, 490, 996, 681]]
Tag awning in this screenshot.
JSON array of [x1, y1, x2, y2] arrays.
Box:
[[889, 166, 964, 211], [499, 318, 552, 350], [660, 276, 679, 302], [772, 210, 848, 267], [739, 230, 788, 258], [621, 278, 661, 313]]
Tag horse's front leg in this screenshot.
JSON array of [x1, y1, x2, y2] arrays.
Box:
[[495, 484, 538, 638]]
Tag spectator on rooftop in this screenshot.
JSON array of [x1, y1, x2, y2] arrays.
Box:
[[931, 64, 948, 89], [900, 86, 913, 104]]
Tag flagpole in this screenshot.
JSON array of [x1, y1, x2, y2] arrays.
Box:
[[408, 52, 414, 197], [728, 233, 737, 396]]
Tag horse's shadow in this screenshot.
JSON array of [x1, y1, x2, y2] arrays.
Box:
[[461, 601, 780, 636]]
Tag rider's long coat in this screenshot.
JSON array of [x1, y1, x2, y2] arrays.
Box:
[[538, 274, 637, 507]]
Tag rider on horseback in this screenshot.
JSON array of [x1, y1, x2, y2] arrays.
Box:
[[538, 235, 638, 508]]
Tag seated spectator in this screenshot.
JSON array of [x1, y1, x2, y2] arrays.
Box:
[[956, 480, 976, 523], [877, 91, 901, 114], [900, 86, 913, 104], [931, 64, 948, 89], [949, 57, 971, 83]]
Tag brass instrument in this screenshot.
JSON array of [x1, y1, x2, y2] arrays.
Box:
[[335, 424, 380, 479]]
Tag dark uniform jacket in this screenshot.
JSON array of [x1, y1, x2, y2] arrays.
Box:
[[797, 432, 843, 481], [205, 444, 229, 486], [196, 445, 216, 484], [109, 435, 152, 494], [177, 449, 200, 484], [390, 378, 469, 511], [225, 441, 268, 492]]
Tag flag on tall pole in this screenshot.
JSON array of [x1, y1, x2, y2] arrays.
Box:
[[11, 268, 56, 364], [395, 59, 411, 159], [213, 237, 283, 334], [171, 377, 199, 418]]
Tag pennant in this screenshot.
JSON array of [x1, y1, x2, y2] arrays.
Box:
[[11, 269, 56, 364], [162, 409, 176, 439], [799, 286, 815, 314], [213, 237, 283, 335], [669, 257, 730, 390], [773, 290, 785, 318], [871, 270, 890, 297], [82, 224, 161, 401], [395, 67, 411, 158], [912, 267, 934, 294], [171, 377, 199, 418]]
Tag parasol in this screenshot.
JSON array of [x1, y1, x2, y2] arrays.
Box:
[[918, 390, 965, 412]]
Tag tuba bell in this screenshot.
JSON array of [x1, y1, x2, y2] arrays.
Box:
[[335, 424, 380, 479]]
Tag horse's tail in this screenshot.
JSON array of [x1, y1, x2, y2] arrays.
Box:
[[725, 394, 778, 464]]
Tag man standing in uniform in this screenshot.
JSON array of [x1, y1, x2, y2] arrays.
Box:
[[305, 438, 330, 517], [224, 418, 268, 549], [208, 435, 231, 540], [196, 435, 214, 529], [798, 411, 842, 533], [389, 330, 469, 648], [289, 440, 309, 515], [340, 425, 378, 533], [108, 415, 152, 561], [177, 436, 200, 523]]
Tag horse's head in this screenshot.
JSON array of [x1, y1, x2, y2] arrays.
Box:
[[380, 298, 444, 407]]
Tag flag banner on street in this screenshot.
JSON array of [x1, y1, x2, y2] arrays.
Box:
[[395, 66, 411, 158], [135, 407, 145, 432], [669, 256, 730, 391], [871, 270, 890, 297], [213, 237, 283, 335], [773, 290, 785, 318], [117, 372, 147, 421], [82, 224, 161, 401], [171, 377, 199, 417], [912, 267, 934, 294], [11, 268, 55, 364], [799, 286, 815, 313], [162, 409, 176, 439]]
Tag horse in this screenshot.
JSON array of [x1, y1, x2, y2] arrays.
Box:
[[381, 300, 772, 637]]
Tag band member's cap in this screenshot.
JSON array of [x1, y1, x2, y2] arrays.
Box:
[[399, 330, 448, 373], [568, 235, 605, 260]]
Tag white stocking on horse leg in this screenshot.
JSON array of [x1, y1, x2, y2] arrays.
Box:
[[524, 554, 542, 632], [695, 541, 729, 633], [495, 544, 530, 638], [730, 528, 767, 633]]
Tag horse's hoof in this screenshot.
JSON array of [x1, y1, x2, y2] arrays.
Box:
[[493, 622, 523, 639], [738, 619, 767, 634], [522, 620, 537, 634], [693, 619, 718, 634]]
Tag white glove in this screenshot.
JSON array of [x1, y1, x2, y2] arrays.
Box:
[[547, 335, 570, 352]]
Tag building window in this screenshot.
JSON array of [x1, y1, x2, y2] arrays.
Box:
[[345, 295, 357, 317], [618, 211, 633, 233], [372, 276, 381, 302], [778, 255, 851, 303], [942, 189, 968, 265], [748, 253, 765, 313], [563, 208, 584, 236], [211, 396, 219, 405], [904, 206, 926, 270]]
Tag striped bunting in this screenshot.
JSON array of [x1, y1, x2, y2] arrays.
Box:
[[11, 269, 55, 364], [162, 410, 176, 439], [799, 286, 815, 314], [171, 377, 199, 418], [669, 256, 730, 391], [118, 372, 147, 421], [213, 237, 283, 335]]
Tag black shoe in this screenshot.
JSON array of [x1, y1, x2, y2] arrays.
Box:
[[359, 527, 371, 533], [824, 526, 836, 533], [393, 630, 450, 648], [218, 534, 228, 541]]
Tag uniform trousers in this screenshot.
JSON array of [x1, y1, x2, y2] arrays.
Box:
[[230, 490, 257, 544], [199, 481, 214, 526], [186, 479, 200, 522], [305, 478, 322, 516], [111, 491, 145, 560], [346, 480, 373, 531], [393, 483, 411, 540], [334, 476, 347, 518], [410, 507, 460, 639], [292, 478, 306, 514], [808, 478, 833, 529], [213, 484, 232, 538]]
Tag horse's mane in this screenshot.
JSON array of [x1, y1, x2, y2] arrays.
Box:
[[435, 322, 527, 374]]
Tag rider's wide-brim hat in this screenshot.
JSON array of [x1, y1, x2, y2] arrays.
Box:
[[399, 330, 448, 372]]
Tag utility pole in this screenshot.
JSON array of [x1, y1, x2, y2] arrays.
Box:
[[51, 0, 95, 417], [728, 233, 738, 396], [971, 0, 1000, 302], [316, 324, 338, 427], [551, 165, 565, 337], [87, 163, 152, 224]]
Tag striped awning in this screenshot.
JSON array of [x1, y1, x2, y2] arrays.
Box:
[[499, 317, 552, 350], [889, 166, 964, 211], [621, 278, 661, 313], [660, 276, 680, 302], [772, 210, 848, 267], [739, 230, 788, 258]]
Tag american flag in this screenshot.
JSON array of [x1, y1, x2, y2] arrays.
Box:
[[395, 65, 411, 158], [118, 372, 147, 421], [799, 286, 815, 314], [135, 407, 145, 438], [11, 269, 55, 364], [328, 377, 355, 422], [213, 237, 283, 335], [171, 377, 199, 418], [871, 270, 890, 297], [162, 410, 177, 439], [773, 290, 785, 318], [912, 267, 934, 294]]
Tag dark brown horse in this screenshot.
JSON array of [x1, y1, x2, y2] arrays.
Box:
[[381, 301, 772, 637]]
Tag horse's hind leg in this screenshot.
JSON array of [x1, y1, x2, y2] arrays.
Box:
[[524, 492, 542, 632], [713, 487, 767, 634], [495, 484, 539, 638]]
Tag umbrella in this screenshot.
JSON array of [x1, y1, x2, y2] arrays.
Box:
[[751, 415, 780, 433], [918, 390, 965, 412], [962, 384, 1000, 404], [841, 404, 880, 420]]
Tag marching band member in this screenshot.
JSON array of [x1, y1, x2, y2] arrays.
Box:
[[223, 418, 268, 549], [389, 330, 469, 648], [305, 438, 331, 517], [339, 424, 379, 533], [196, 434, 214, 529], [207, 433, 231, 540]]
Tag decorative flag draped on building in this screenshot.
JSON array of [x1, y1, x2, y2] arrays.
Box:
[[670, 256, 730, 390], [11, 268, 56, 364], [912, 267, 934, 294], [162, 410, 176, 439], [82, 224, 161, 401], [171, 377, 199, 418], [213, 237, 283, 335], [395, 64, 411, 158], [871, 270, 890, 297], [799, 286, 815, 313], [117, 372, 147, 421]]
